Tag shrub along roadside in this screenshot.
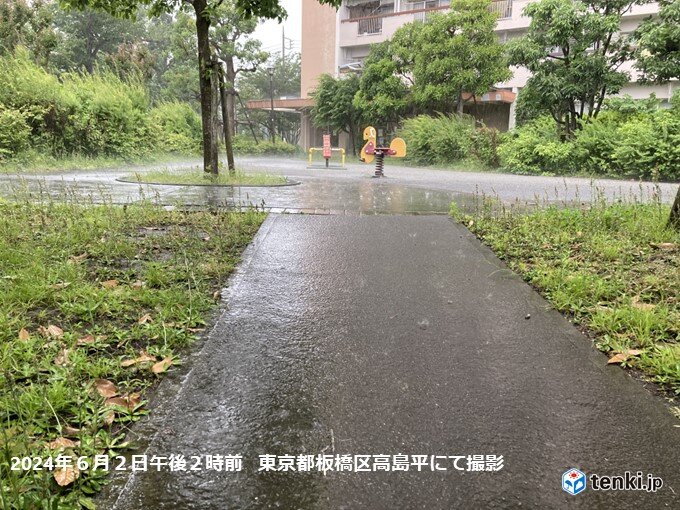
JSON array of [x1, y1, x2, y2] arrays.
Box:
[[499, 94, 680, 180], [0, 50, 202, 166], [387, 94, 680, 181], [453, 199, 680, 396], [231, 135, 300, 156], [0, 200, 265, 508]]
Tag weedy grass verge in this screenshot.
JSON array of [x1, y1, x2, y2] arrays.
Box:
[[0, 198, 264, 508], [125, 168, 288, 187]]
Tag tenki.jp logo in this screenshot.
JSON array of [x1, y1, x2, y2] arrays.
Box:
[[562, 468, 587, 495]]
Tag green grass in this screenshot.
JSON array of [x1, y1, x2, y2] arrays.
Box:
[[0, 152, 198, 175], [453, 199, 680, 394], [126, 168, 288, 186], [0, 199, 265, 508]]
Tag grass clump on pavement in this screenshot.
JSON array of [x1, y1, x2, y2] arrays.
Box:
[[128, 168, 287, 186], [453, 199, 680, 394], [0, 200, 264, 508]]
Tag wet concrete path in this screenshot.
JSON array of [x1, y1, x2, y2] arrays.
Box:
[[105, 215, 680, 509], [1, 156, 677, 214]]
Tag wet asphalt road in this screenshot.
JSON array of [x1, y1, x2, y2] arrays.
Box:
[[103, 215, 680, 509], [1, 156, 677, 214]]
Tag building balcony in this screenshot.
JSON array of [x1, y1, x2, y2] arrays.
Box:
[[338, 1, 661, 50], [340, 0, 518, 46]]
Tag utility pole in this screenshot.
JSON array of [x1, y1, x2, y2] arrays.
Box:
[[281, 28, 293, 62]]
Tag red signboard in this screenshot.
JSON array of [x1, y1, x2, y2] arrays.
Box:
[[322, 135, 332, 159]]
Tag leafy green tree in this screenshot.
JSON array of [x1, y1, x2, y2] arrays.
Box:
[[311, 73, 361, 154], [507, 0, 649, 137], [151, 11, 201, 104], [634, 0, 680, 83], [52, 5, 143, 73], [353, 41, 412, 129], [62, 0, 341, 174], [238, 52, 301, 143], [633, 0, 680, 228], [210, 0, 268, 137], [411, 0, 510, 114], [354, 0, 508, 129], [0, 0, 58, 67], [0, 0, 32, 55]]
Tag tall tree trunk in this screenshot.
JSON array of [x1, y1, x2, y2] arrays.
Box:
[[217, 63, 236, 174], [193, 0, 219, 174], [225, 59, 237, 138], [669, 186, 680, 230], [456, 88, 465, 115]]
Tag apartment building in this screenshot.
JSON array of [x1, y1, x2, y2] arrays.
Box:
[[298, 0, 676, 151]]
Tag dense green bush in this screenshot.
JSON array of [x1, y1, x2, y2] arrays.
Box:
[[62, 71, 153, 158], [232, 135, 299, 155], [150, 102, 202, 155], [498, 117, 575, 175], [400, 114, 474, 165], [0, 107, 31, 159], [501, 93, 680, 180], [610, 110, 680, 181], [398, 114, 502, 168], [470, 126, 504, 168], [0, 50, 201, 162]]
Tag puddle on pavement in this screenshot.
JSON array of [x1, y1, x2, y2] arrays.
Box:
[[138, 179, 474, 214], [0, 175, 474, 215]]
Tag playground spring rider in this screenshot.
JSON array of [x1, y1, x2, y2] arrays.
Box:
[[360, 126, 406, 177]]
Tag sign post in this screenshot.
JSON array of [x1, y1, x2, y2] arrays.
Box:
[[322, 134, 332, 168]]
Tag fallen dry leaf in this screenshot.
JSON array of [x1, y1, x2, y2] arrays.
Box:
[[131, 280, 146, 289], [607, 349, 644, 365], [650, 242, 678, 251], [213, 290, 221, 301], [127, 392, 141, 408], [121, 352, 156, 368], [104, 397, 129, 408], [48, 437, 79, 450], [105, 393, 141, 410], [48, 325, 64, 338], [187, 327, 205, 333], [631, 296, 655, 311], [69, 253, 88, 263], [18, 328, 30, 342], [52, 282, 71, 290], [94, 379, 117, 398], [39, 324, 64, 339], [101, 279, 119, 289], [103, 411, 115, 426], [608, 353, 628, 364], [54, 348, 69, 366], [151, 357, 173, 374], [137, 314, 153, 325], [76, 335, 95, 346], [63, 426, 81, 436], [54, 466, 79, 487]]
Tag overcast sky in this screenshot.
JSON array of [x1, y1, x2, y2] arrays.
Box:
[[252, 0, 302, 59]]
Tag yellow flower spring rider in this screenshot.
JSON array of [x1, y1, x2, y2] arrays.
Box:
[[360, 126, 406, 178]]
